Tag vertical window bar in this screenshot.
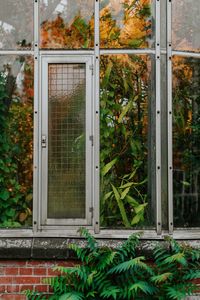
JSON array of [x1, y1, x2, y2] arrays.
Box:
[[156, 0, 162, 235], [33, 0, 39, 232], [94, 0, 100, 233], [167, 0, 173, 234]]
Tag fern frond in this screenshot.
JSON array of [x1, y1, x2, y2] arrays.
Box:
[[23, 290, 47, 300], [100, 286, 120, 299], [97, 250, 117, 270], [165, 282, 196, 300], [153, 247, 169, 263], [129, 281, 157, 295], [151, 272, 173, 284], [183, 270, 200, 280], [191, 249, 200, 261], [68, 244, 88, 262], [58, 292, 84, 300], [163, 252, 187, 266], [118, 233, 141, 260], [78, 228, 97, 251], [108, 256, 153, 275]]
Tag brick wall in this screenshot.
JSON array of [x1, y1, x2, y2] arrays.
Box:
[[0, 260, 75, 300]]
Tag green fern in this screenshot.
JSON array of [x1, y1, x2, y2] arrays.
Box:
[[109, 256, 153, 275], [24, 229, 200, 300]]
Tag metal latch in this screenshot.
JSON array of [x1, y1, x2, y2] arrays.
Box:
[[42, 135, 47, 148], [89, 135, 94, 146]]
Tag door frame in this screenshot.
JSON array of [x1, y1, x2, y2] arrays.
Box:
[[39, 54, 94, 227]]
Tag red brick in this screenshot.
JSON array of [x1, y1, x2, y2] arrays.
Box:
[[36, 285, 49, 292], [6, 285, 20, 293], [0, 277, 12, 284], [13, 277, 40, 285], [5, 268, 19, 276], [0, 295, 26, 300], [0, 269, 4, 275], [19, 268, 33, 276], [0, 261, 27, 267], [19, 285, 34, 292], [47, 268, 62, 276], [60, 261, 77, 267], [33, 268, 47, 276], [0, 286, 6, 293]]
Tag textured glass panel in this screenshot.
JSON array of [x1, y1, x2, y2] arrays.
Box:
[[0, 0, 33, 50], [0, 55, 34, 227], [100, 54, 155, 228], [40, 0, 94, 49], [48, 63, 86, 219], [173, 56, 200, 227], [172, 0, 200, 52], [100, 0, 155, 49]]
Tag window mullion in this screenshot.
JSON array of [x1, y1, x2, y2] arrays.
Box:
[[33, 0, 40, 233], [156, 0, 162, 235], [94, 0, 100, 234], [167, 0, 173, 234]]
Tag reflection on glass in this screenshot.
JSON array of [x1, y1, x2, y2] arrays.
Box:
[[48, 63, 86, 219], [100, 54, 155, 228], [40, 0, 94, 49], [0, 55, 34, 227], [100, 0, 154, 49], [172, 0, 200, 52], [173, 56, 200, 227], [0, 0, 33, 50]]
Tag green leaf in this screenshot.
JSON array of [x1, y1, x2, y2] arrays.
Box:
[[109, 256, 153, 275], [151, 272, 173, 283], [58, 292, 84, 300], [129, 281, 156, 295], [0, 190, 9, 201], [163, 253, 187, 266], [126, 195, 140, 207], [118, 101, 132, 124], [111, 184, 130, 227], [100, 286, 120, 299], [120, 187, 130, 200], [102, 158, 118, 176], [102, 61, 113, 88]]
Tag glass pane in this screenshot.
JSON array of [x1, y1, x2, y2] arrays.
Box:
[[40, 0, 94, 49], [172, 0, 200, 52], [100, 0, 155, 49], [161, 54, 168, 229], [0, 0, 33, 50], [100, 54, 155, 228], [48, 63, 86, 219], [173, 56, 200, 227], [0, 55, 34, 227], [160, 0, 167, 50]]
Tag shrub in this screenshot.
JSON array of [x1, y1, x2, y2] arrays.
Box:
[[24, 229, 200, 300]]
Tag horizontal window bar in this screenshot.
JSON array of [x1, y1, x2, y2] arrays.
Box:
[[172, 50, 200, 57], [0, 50, 34, 55], [100, 49, 155, 55]]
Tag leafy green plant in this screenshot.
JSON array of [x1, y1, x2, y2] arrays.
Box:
[[24, 229, 200, 300], [0, 64, 33, 227], [100, 55, 150, 228]]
